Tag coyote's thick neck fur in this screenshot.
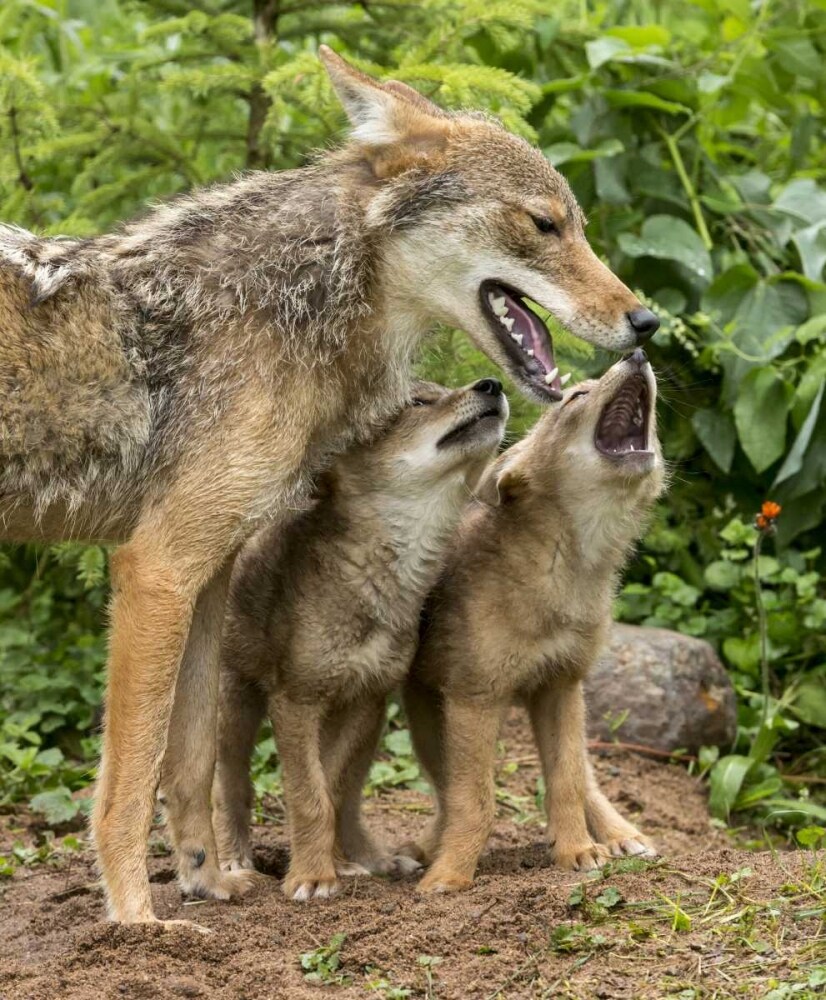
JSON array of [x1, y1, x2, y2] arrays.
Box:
[[0, 50, 653, 542]]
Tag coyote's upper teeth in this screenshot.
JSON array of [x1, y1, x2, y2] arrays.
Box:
[[547, 367, 559, 383], [489, 295, 508, 317], [560, 372, 571, 386], [501, 316, 515, 331]]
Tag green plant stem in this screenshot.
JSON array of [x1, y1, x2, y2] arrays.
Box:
[[753, 531, 770, 730], [662, 129, 713, 250]]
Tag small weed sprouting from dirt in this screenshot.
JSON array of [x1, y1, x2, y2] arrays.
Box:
[[299, 933, 351, 986]]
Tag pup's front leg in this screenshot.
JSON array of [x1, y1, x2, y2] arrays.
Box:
[[162, 562, 267, 900], [417, 698, 501, 894], [271, 693, 339, 900], [529, 680, 609, 872], [584, 761, 657, 860], [322, 697, 420, 878]]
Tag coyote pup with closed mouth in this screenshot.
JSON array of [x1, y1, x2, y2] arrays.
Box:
[[214, 379, 507, 901], [402, 350, 666, 893]]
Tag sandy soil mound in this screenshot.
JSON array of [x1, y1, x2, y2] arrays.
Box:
[[1, 714, 821, 999]]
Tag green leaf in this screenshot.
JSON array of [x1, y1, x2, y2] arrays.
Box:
[[585, 36, 629, 69], [733, 368, 793, 473], [30, 788, 80, 826], [595, 886, 623, 909], [723, 635, 761, 674], [704, 560, 741, 591], [603, 89, 690, 115], [692, 408, 736, 473], [790, 675, 826, 729], [618, 215, 712, 282], [709, 755, 754, 820], [774, 384, 824, 487]]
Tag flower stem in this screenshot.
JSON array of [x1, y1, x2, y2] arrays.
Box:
[[753, 532, 770, 728]]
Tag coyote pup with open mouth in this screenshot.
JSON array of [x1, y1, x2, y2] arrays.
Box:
[[214, 379, 507, 900], [402, 350, 666, 892]]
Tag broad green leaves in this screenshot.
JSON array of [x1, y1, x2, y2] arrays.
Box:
[[619, 216, 712, 282], [733, 368, 793, 473]]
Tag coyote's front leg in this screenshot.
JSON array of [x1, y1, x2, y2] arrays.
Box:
[[584, 761, 657, 859], [528, 679, 609, 872]]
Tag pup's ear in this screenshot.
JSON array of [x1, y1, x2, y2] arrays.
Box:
[[320, 46, 450, 175], [474, 453, 530, 506]]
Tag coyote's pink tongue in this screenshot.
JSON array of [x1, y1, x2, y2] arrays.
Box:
[[502, 293, 556, 374]]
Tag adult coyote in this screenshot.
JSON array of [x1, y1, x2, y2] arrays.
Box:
[[0, 47, 657, 925]]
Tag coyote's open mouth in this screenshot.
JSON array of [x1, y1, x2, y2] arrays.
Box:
[[480, 281, 568, 401], [595, 373, 652, 459]]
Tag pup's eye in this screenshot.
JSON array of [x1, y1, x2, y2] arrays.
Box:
[[531, 215, 558, 235]]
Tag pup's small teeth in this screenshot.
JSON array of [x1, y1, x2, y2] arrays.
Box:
[[490, 296, 508, 316], [546, 367, 559, 383], [560, 372, 572, 386], [501, 316, 515, 331], [512, 332, 523, 345], [526, 349, 534, 357]]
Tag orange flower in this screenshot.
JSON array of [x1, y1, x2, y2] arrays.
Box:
[[761, 501, 782, 520], [756, 514, 769, 531]]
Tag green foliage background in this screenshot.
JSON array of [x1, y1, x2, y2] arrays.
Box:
[[1, 0, 824, 829]]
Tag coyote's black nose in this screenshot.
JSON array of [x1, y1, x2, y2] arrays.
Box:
[[626, 308, 660, 343], [472, 378, 502, 397]]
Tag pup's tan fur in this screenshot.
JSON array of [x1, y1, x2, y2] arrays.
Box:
[[401, 353, 666, 892], [213, 381, 507, 900], [0, 47, 655, 924]]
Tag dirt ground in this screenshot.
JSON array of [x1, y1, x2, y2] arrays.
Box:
[[1, 713, 823, 1000]]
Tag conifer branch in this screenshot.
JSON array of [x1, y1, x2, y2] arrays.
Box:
[[246, 0, 280, 170], [8, 105, 33, 191]]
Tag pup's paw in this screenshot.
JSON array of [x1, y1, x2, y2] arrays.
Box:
[[390, 854, 423, 877], [552, 841, 610, 872], [218, 854, 255, 873], [284, 871, 338, 902], [416, 869, 472, 894], [336, 860, 372, 878], [604, 833, 658, 859], [395, 840, 430, 865], [180, 863, 269, 901]]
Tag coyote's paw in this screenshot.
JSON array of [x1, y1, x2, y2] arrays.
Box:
[[603, 833, 658, 859], [416, 868, 472, 894], [180, 863, 269, 901], [552, 841, 610, 872], [284, 871, 339, 902]]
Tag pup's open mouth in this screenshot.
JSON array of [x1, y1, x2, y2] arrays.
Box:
[[438, 406, 504, 448], [595, 374, 651, 459], [480, 281, 568, 401]]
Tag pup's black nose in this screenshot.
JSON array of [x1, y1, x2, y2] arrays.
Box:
[[629, 347, 648, 367], [472, 378, 502, 397], [626, 308, 660, 343]]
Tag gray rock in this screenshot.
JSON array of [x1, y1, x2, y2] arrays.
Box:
[[585, 624, 737, 752]]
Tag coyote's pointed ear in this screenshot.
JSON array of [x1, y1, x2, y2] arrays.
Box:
[[319, 46, 450, 173]]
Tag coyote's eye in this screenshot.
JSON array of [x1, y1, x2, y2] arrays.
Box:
[[411, 397, 432, 407], [565, 390, 590, 405], [531, 215, 558, 235]]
